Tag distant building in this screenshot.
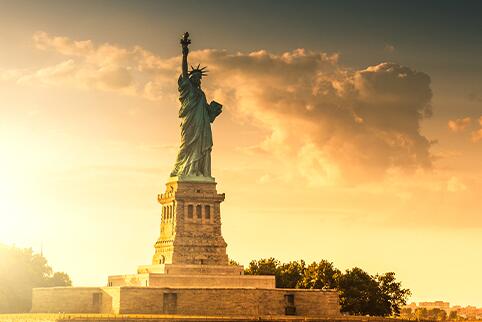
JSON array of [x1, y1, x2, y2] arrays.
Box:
[[419, 301, 450, 309]]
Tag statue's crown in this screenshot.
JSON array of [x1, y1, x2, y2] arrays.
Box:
[[189, 64, 208, 77]]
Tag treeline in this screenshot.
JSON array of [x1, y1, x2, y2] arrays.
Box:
[[1, 244, 411, 317], [0, 244, 72, 313], [235, 258, 410, 317], [401, 308, 467, 321]]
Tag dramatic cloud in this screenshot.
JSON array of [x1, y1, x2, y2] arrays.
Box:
[[448, 117, 471, 133], [2, 32, 435, 182], [198, 50, 434, 181]]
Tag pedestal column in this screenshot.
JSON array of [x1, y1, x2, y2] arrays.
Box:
[[152, 178, 229, 266]]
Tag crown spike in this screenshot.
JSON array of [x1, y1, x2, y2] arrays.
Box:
[[188, 64, 209, 77]]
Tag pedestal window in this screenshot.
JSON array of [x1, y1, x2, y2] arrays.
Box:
[[205, 205, 211, 220], [188, 204, 193, 219]]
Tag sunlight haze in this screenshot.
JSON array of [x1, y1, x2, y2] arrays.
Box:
[[1, 0, 481, 308]]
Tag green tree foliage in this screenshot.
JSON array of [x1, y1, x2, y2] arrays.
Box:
[[244, 257, 282, 287], [415, 307, 429, 320], [244, 258, 306, 288], [448, 310, 457, 320], [400, 307, 413, 319], [245, 257, 279, 276], [433, 308, 448, 321], [277, 260, 305, 289], [245, 258, 410, 317], [402, 307, 462, 321], [411, 307, 451, 321], [298, 260, 340, 289], [337, 267, 386, 316], [0, 244, 72, 313], [376, 272, 411, 316]]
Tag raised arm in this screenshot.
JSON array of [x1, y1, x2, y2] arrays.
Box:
[[180, 32, 191, 78]]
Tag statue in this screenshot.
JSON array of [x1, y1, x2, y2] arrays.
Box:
[[170, 32, 222, 180]]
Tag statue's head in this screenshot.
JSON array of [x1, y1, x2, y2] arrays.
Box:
[[189, 64, 208, 87]]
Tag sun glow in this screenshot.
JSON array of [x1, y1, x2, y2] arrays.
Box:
[[0, 170, 25, 244], [0, 129, 41, 246]]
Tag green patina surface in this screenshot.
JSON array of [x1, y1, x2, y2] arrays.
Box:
[[170, 32, 222, 180]]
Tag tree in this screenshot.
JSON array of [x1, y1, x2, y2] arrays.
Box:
[[376, 272, 411, 316], [434, 308, 448, 321], [45, 272, 72, 287], [423, 308, 448, 321], [400, 307, 414, 319], [298, 260, 340, 290], [337, 267, 386, 316], [245, 258, 282, 287], [277, 260, 305, 289], [0, 244, 72, 313], [244, 257, 279, 276], [244, 258, 305, 288], [448, 310, 459, 321], [415, 307, 429, 320], [337, 267, 410, 317], [245, 258, 410, 318]]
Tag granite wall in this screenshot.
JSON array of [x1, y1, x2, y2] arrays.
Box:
[[31, 286, 340, 317]]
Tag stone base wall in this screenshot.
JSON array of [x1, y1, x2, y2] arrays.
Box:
[[108, 272, 275, 289], [32, 287, 103, 313], [146, 274, 275, 289], [165, 288, 340, 317], [137, 263, 244, 275], [31, 286, 340, 317]]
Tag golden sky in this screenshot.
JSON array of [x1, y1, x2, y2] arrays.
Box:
[[1, 0, 482, 308]]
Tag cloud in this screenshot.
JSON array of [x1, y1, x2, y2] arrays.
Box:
[[447, 116, 482, 142], [33, 31, 94, 56], [448, 117, 471, 133], [199, 51, 434, 182], [12, 31, 177, 99], [2, 32, 435, 183], [472, 130, 482, 142], [472, 117, 482, 142]]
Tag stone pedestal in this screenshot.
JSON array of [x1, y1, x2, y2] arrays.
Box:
[[152, 178, 228, 266], [34, 176, 340, 316], [108, 177, 276, 289]]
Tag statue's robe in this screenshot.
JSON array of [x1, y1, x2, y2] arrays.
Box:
[[170, 75, 220, 178]]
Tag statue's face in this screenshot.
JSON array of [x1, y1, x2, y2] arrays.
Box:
[[190, 72, 202, 86]]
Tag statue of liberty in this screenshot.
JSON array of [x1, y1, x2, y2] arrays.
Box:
[[170, 32, 222, 180]]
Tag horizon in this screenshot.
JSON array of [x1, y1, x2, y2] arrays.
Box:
[[1, 0, 481, 308]]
